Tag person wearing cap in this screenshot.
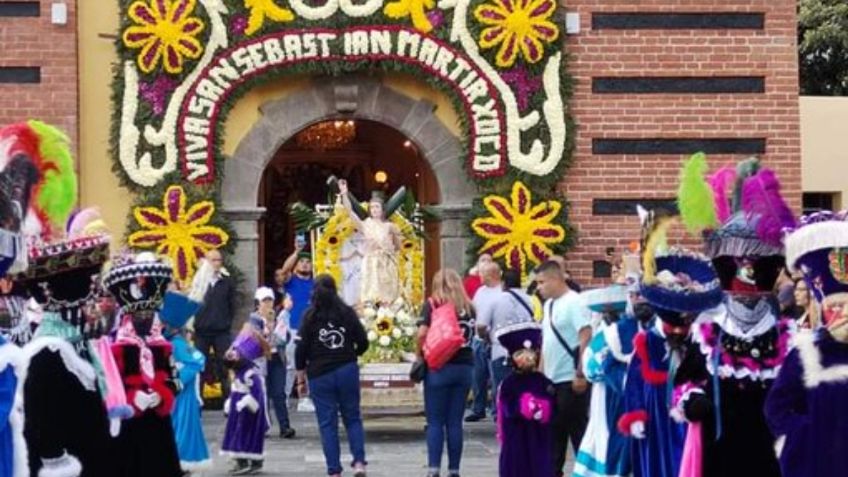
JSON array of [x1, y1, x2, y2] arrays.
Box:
[[673, 155, 794, 477], [573, 284, 636, 477], [221, 325, 271, 475], [765, 210, 848, 477], [617, 214, 724, 477], [250, 286, 295, 439], [496, 320, 554, 477], [160, 291, 211, 473]]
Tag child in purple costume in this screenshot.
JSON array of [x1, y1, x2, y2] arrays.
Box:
[[221, 326, 270, 475]]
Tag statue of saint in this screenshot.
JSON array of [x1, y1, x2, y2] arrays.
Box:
[[337, 179, 403, 305]]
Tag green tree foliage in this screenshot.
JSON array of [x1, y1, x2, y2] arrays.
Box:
[[799, 0, 848, 95]]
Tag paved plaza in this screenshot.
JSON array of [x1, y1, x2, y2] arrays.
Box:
[[201, 405, 576, 476]]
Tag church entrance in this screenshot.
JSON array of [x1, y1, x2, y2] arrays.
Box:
[[258, 119, 441, 288]]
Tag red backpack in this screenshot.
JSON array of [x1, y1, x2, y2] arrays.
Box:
[[423, 298, 465, 370]]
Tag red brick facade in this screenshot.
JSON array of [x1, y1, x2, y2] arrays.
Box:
[[563, 1, 801, 285], [0, 0, 78, 154]]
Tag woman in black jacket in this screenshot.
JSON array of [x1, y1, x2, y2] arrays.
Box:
[[295, 274, 369, 477]]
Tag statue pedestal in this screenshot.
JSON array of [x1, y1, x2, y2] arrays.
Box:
[[359, 362, 423, 414]]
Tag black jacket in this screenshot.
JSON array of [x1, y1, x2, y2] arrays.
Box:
[[194, 276, 236, 335], [295, 304, 368, 379]]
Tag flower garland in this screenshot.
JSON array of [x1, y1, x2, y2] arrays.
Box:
[[313, 205, 357, 286], [473, 0, 559, 68], [122, 0, 206, 74]]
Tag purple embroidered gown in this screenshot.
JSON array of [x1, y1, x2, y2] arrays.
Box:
[[221, 364, 268, 460], [497, 372, 555, 477], [765, 329, 848, 477]]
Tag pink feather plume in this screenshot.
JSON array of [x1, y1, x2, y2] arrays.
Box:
[[708, 166, 736, 222], [740, 169, 796, 246]]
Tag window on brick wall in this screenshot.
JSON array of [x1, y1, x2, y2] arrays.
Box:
[[802, 192, 838, 215]]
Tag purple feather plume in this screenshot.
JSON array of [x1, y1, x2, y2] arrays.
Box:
[[741, 169, 796, 246], [65, 208, 80, 233], [708, 166, 736, 222]]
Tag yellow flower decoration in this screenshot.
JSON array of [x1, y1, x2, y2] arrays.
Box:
[[244, 0, 295, 36], [384, 0, 436, 33], [314, 205, 357, 286], [375, 316, 395, 336], [128, 185, 229, 284], [123, 0, 205, 74], [473, 0, 559, 68], [472, 181, 565, 276]]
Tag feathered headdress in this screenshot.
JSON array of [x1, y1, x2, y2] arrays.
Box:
[[0, 120, 78, 243], [676, 153, 796, 291]]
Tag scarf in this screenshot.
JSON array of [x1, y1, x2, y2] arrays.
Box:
[[725, 297, 773, 334], [114, 314, 167, 384]]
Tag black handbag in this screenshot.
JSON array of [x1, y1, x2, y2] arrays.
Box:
[[409, 359, 427, 383]]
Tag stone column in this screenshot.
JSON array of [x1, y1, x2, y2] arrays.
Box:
[[222, 206, 265, 318], [436, 203, 471, 271]]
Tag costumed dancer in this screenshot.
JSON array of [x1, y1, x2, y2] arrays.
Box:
[[573, 283, 632, 477], [160, 290, 212, 473], [103, 252, 183, 477], [0, 335, 26, 477], [496, 320, 555, 477], [221, 325, 270, 475], [765, 210, 848, 477], [673, 154, 794, 477], [617, 209, 724, 477], [13, 121, 116, 477]]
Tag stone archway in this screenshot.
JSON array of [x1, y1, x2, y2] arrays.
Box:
[[222, 75, 475, 296]]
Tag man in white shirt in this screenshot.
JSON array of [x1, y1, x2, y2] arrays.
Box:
[[465, 261, 502, 422], [535, 260, 592, 477]]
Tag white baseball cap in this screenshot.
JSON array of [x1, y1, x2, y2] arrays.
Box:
[[254, 286, 275, 302]]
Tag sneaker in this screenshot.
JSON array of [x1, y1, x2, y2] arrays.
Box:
[[426, 472, 440, 477], [353, 462, 367, 477], [464, 413, 485, 422], [230, 460, 251, 475], [280, 427, 296, 439], [229, 459, 247, 473], [247, 460, 263, 474]]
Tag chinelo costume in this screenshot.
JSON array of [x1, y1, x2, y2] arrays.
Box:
[[672, 154, 794, 477], [6, 121, 117, 477], [160, 291, 212, 473], [572, 284, 631, 477], [103, 252, 183, 477], [0, 335, 26, 477], [221, 325, 270, 474], [765, 210, 848, 477], [495, 320, 555, 477], [617, 208, 724, 477]]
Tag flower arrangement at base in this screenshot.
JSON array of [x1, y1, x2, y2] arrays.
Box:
[[359, 297, 419, 364], [127, 184, 229, 285], [471, 180, 568, 280]]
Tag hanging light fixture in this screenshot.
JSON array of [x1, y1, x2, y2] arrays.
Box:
[[295, 120, 356, 151]]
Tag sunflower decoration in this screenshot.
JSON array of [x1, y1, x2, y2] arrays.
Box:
[[122, 0, 206, 75], [472, 181, 566, 280], [128, 185, 229, 285], [473, 0, 559, 68], [375, 314, 395, 337]]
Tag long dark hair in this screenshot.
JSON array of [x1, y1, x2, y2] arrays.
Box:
[[301, 274, 349, 326]]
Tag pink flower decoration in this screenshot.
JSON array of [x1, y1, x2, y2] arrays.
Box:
[[502, 67, 542, 111], [140, 76, 177, 116]]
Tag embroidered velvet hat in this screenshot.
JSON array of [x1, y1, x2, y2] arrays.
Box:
[[102, 252, 173, 313], [784, 210, 848, 302], [496, 321, 542, 356], [159, 291, 201, 330], [583, 285, 628, 314]]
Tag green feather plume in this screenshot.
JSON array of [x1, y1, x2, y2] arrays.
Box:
[[28, 120, 78, 231], [731, 157, 760, 214], [677, 152, 719, 235]]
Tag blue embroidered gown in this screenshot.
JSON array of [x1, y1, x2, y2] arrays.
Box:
[[622, 327, 686, 477], [574, 317, 639, 477], [170, 334, 211, 471], [0, 336, 25, 477]]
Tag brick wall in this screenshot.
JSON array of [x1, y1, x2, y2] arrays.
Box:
[[562, 1, 801, 286], [0, 0, 78, 154]]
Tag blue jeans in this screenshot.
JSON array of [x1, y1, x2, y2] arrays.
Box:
[[267, 353, 290, 431], [470, 339, 491, 416], [489, 357, 512, 409], [309, 362, 367, 475], [424, 363, 473, 473]]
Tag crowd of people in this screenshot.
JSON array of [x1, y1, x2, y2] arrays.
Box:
[[1, 120, 847, 477]]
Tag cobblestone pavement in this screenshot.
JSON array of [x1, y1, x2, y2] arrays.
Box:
[[200, 405, 574, 476]]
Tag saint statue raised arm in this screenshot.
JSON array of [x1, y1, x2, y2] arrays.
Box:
[[335, 178, 405, 306]]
